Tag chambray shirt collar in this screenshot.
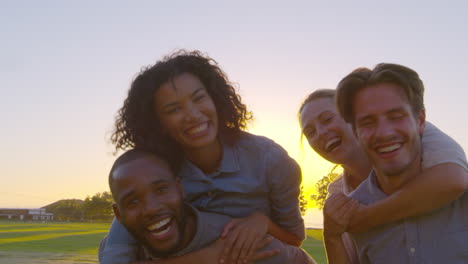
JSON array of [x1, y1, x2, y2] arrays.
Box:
[[217, 141, 240, 173], [179, 159, 199, 179], [178, 139, 240, 178], [365, 170, 389, 201]]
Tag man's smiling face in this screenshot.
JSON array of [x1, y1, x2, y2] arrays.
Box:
[[112, 155, 186, 257], [353, 82, 425, 177]]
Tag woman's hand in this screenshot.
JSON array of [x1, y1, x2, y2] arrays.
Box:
[[323, 193, 359, 237], [220, 212, 271, 264]]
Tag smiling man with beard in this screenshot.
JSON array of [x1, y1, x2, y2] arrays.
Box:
[[333, 63, 468, 264], [100, 149, 315, 264], [109, 150, 192, 259]]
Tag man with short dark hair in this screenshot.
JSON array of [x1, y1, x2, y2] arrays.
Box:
[[334, 63, 468, 263], [100, 149, 315, 264]]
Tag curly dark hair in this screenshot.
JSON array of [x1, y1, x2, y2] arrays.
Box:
[[111, 50, 252, 168]]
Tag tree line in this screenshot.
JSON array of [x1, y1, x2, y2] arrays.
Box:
[[43, 187, 313, 222], [43, 192, 114, 222]]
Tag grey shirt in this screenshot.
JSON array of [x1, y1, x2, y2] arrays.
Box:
[[350, 172, 468, 264], [100, 204, 314, 264], [149, 205, 314, 263]]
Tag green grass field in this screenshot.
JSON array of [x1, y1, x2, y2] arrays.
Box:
[[0, 221, 326, 263], [0, 221, 108, 264], [303, 228, 326, 264]]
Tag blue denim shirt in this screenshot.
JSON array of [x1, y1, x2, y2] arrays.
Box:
[[180, 132, 305, 239], [350, 172, 468, 264], [101, 132, 305, 263]]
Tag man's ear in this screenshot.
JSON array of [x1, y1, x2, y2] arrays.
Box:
[[112, 203, 121, 221], [176, 177, 185, 199], [417, 109, 426, 135]]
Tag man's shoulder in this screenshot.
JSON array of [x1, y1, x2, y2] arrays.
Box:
[[174, 207, 231, 256], [422, 121, 468, 170], [197, 210, 231, 232]]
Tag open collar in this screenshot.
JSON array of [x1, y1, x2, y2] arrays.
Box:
[[179, 139, 240, 178]]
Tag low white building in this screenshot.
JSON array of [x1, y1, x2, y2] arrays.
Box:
[[0, 208, 54, 221]]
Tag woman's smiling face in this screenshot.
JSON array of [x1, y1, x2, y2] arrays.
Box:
[[154, 72, 219, 151], [300, 97, 357, 165]]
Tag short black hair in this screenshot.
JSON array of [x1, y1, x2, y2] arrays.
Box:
[[108, 149, 171, 201]]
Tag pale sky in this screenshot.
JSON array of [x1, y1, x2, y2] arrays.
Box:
[[1, 0, 467, 208]]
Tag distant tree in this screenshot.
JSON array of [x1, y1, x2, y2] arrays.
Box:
[[43, 199, 84, 221], [82, 192, 114, 221], [299, 185, 308, 216], [310, 166, 340, 210]]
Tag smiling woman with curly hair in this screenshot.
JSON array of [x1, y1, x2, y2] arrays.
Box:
[[111, 50, 252, 170]]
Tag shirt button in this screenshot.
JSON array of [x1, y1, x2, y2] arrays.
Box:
[[409, 248, 415, 255]]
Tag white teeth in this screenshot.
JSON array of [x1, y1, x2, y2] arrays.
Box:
[[153, 225, 171, 236], [147, 217, 171, 231], [325, 138, 340, 151], [378, 144, 401, 153], [187, 123, 208, 135]]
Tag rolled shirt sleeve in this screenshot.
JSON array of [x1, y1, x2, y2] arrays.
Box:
[[266, 143, 306, 241]]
